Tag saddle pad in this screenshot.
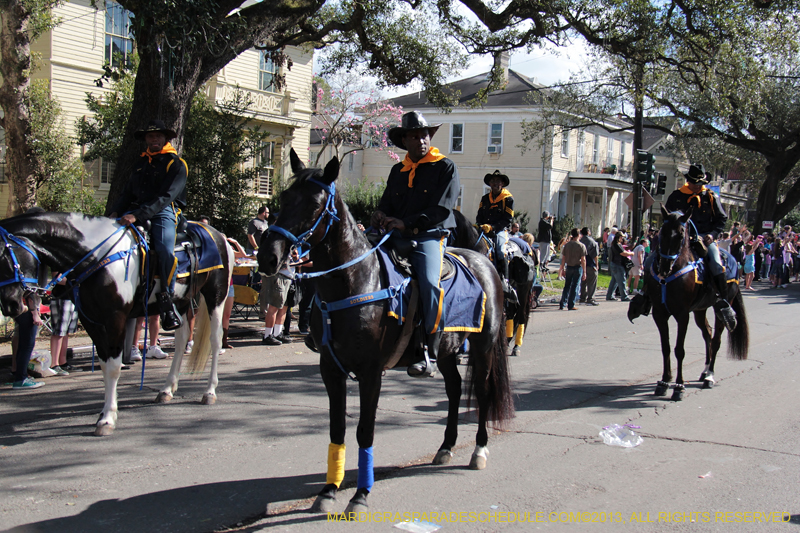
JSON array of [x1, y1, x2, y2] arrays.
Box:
[[644, 248, 739, 283], [377, 247, 486, 332], [175, 222, 224, 279]]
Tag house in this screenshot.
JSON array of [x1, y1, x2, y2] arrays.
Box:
[[328, 57, 637, 236], [0, 0, 314, 208]]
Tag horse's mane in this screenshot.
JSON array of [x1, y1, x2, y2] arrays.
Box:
[[0, 212, 98, 241], [663, 211, 693, 264], [452, 210, 480, 249]]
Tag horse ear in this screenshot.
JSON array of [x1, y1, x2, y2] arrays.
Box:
[[660, 204, 669, 219], [679, 208, 692, 224], [321, 157, 340, 185], [289, 148, 305, 174]]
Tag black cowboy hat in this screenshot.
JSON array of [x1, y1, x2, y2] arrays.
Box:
[[134, 119, 177, 141], [684, 163, 710, 184], [484, 170, 510, 187], [388, 111, 441, 150]]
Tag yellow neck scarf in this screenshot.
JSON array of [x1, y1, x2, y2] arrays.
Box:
[[489, 188, 512, 204], [679, 184, 711, 208], [141, 142, 177, 164], [401, 147, 445, 187]]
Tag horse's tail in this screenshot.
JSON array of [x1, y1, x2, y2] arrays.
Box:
[[186, 294, 212, 375], [727, 288, 749, 361], [468, 321, 515, 428]]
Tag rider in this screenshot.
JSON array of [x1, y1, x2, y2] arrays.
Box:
[[664, 163, 736, 331], [476, 170, 514, 294], [109, 119, 187, 331], [371, 111, 460, 378]]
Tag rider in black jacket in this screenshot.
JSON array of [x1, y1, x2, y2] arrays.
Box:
[[476, 170, 514, 289]]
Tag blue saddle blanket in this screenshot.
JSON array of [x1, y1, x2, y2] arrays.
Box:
[[377, 247, 486, 333], [175, 222, 224, 279], [644, 248, 738, 283]]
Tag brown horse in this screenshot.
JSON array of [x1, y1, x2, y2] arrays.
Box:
[[258, 151, 514, 513], [634, 206, 749, 401]]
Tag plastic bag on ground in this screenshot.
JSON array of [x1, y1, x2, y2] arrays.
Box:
[[599, 424, 643, 448]]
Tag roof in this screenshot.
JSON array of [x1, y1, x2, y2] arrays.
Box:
[[388, 69, 545, 109]]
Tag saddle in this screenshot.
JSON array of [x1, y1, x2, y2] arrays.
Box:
[[366, 232, 456, 282]]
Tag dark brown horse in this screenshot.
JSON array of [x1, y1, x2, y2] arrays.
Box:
[[635, 206, 749, 401], [258, 151, 514, 514], [452, 210, 535, 356]]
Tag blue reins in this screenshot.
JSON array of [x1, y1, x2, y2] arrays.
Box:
[[652, 217, 700, 314]]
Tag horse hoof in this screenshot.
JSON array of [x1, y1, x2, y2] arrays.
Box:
[[433, 449, 454, 465], [94, 424, 115, 437], [699, 372, 708, 381], [671, 388, 685, 401], [201, 394, 216, 405], [310, 494, 336, 513], [155, 392, 173, 403], [344, 501, 368, 515], [511, 346, 521, 357], [469, 454, 487, 470], [654, 381, 669, 396], [702, 379, 714, 389]]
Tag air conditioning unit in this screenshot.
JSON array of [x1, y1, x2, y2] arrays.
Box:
[[487, 145, 502, 154]]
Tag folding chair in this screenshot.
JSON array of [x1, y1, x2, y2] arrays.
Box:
[[39, 304, 53, 334], [232, 285, 260, 320]]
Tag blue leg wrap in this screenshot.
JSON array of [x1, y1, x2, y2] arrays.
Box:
[[357, 447, 374, 491]]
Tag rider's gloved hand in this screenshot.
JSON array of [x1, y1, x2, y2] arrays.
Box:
[[480, 224, 492, 234]]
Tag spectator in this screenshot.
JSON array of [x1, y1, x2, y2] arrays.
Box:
[[607, 232, 633, 302], [262, 250, 299, 345], [246, 206, 269, 254], [49, 289, 80, 376], [558, 228, 586, 311], [536, 211, 554, 270], [743, 242, 756, 290], [10, 292, 45, 390], [579, 227, 600, 306], [628, 238, 648, 295], [730, 221, 740, 237], [509, 222, 522, 238]]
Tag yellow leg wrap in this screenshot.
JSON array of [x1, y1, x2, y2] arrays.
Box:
[[326, 443, 346, 487], [515, 324, 525, 347], [505, 319, 514, 338]]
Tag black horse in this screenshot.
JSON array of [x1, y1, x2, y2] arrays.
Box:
[[258, 151, 514, 513], [0, 212, 232, 435], [452, 210, 535, 356], [632, 206, 749, 401]]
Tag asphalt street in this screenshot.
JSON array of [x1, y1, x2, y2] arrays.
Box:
[[1, 279, 798, 532]]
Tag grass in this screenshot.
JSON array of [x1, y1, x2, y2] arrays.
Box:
[[541, 267, 613, 297]]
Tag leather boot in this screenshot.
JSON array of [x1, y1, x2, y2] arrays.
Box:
[[158, 292, 182, 331], [712, 273, 737, 332], [222, 328, 233, 349], [407, 330, 443, 378]]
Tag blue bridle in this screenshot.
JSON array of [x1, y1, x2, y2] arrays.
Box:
[[0, 227, 41, 290], [652, 216, 700, 314], [266, 178, 340, 259]]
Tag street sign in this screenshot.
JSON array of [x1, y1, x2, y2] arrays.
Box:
[[763, 220, 774, 229], [624, 186, 655, 211]]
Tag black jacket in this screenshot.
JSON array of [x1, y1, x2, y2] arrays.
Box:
[[476, 189, 514, 232], [377, 157, 460, 233], [664, 184, 727, 239], [112, 149, 188, 221], [537, 218, 553, 243]]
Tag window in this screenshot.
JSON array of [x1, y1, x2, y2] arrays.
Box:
[[255, 141, 276, 196], [105, 1, 133, 69], [592, 134, 599, 164], [619, 142, 626, 168], [606, 138, 614, 167], [488, 123, 503, 153], [0, 138, 5, 183], [450, 123, 464, 153], [560, 129, 569, 158], [101, 159, 115, 185], [259, 52, 277, 92], [348, 152, 354, 172]]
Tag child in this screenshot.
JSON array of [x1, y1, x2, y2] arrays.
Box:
[[743, 243, 755, 290]]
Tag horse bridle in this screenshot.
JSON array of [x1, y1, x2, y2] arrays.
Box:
[[267, 178, 340, 260], [0, 227, 41, 291]]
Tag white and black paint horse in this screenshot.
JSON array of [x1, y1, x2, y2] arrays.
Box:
[[0, 211, 232, 435]]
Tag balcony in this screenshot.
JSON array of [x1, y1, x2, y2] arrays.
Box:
[[205, 82, 298, 122]]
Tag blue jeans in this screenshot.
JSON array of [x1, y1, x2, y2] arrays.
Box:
[[706, 241, 724, 276], [560, 265, 582, 309], [407, 229, 449, 334], [13, 311, 39, 382], [150, 206, 179, 294], [608, 262, 629, 300]]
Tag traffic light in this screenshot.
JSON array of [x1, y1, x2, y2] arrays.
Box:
[[655, 173, 668, 195], [635, 150, 655, 184]]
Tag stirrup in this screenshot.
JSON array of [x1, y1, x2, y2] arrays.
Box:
[[407, 346, 437, 378]]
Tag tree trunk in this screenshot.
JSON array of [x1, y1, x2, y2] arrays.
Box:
[[0, 0, 38, 216]]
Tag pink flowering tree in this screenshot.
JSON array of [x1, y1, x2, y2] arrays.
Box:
[[313, 72, 403, 167]]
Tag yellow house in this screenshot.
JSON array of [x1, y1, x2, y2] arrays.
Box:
[[0, 0, 313, 209], [337, 62, 637, 235]]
